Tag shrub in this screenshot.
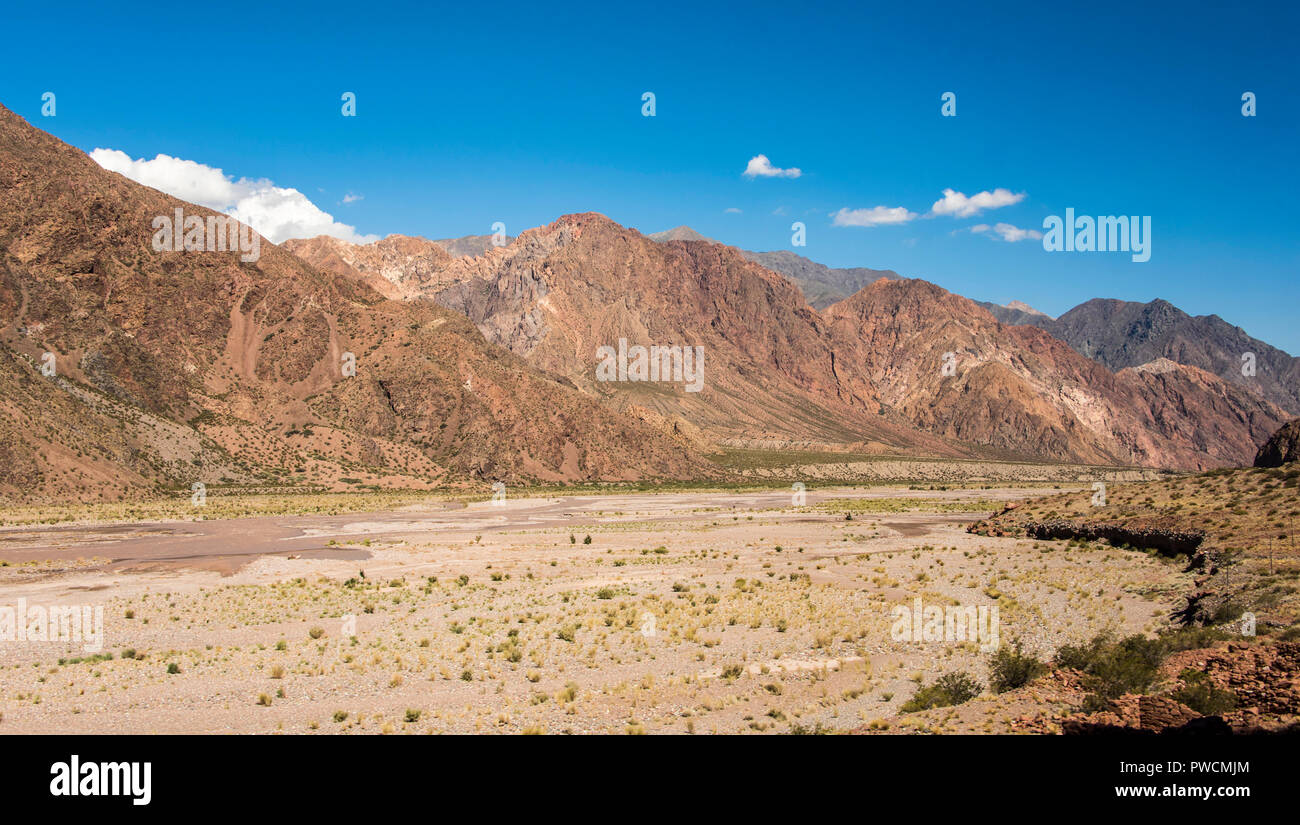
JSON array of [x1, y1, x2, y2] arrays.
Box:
[[900, 671, 982, 712], [787, 722, 834, 735], [1059, 633, 1164, 707], [1170, 670, 1237, 715], [988, 642, 1047, 693], [1057, 627, 1234, 709]]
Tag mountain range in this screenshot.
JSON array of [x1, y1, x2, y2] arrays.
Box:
[[288, 214, 1290, 470], [1, 103, 1295, 503]]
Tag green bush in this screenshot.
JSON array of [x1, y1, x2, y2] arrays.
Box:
[[1170, 669, 1237, 715], [988, 642, 1047, 693], [900, 671, 982, 712], [1057, 633, 1164, 703], [1055, 627, 1233, 710]]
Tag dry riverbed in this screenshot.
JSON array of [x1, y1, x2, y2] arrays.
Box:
[[0, 486, 1191, 734]]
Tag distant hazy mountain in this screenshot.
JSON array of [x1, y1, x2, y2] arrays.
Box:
[[647, 226, 717, 244], [434, 234, 511, 258], [988, 298, 1299, 414], [740, 251, 900, 310], [977, 300, 1057, 328], [646, 226, 898, 309]]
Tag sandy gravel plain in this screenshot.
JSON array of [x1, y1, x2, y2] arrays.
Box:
[[0, 486, 1190, 734]]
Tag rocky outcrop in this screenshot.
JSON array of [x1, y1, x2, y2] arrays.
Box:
[[1254, 417, 1300, 467], [282, 234, 459, 299], [1022, 520, 1206, 557], [1063, 642, 1300, 734], [1062, 695, 1203, 734]]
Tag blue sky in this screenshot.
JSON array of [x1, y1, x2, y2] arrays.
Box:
[[3, 0, 1298, 352]]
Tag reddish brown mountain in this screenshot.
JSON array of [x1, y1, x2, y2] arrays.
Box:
[[823, 279, 1290, 469], [0, 105, 708, 503], [422, 213, 964, 455], [285, 218, 1288, 470]]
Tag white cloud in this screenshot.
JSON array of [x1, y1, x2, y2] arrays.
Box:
[[724, 207, 742, 214], [930, 188, 1025, 218], [971, 222, 1042, 242], [341, 193, 363, 204], [89, 148, 377, 245], [743, 154, 801, 179], [830, 205, 918, 227]]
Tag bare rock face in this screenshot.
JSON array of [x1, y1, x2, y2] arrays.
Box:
[[1254, 417, 1300, 467], [282, 234, 458, 299], [1022, 520, 1206, 557], [0, 104, 710, 502], [433, 234, 511, 258]]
